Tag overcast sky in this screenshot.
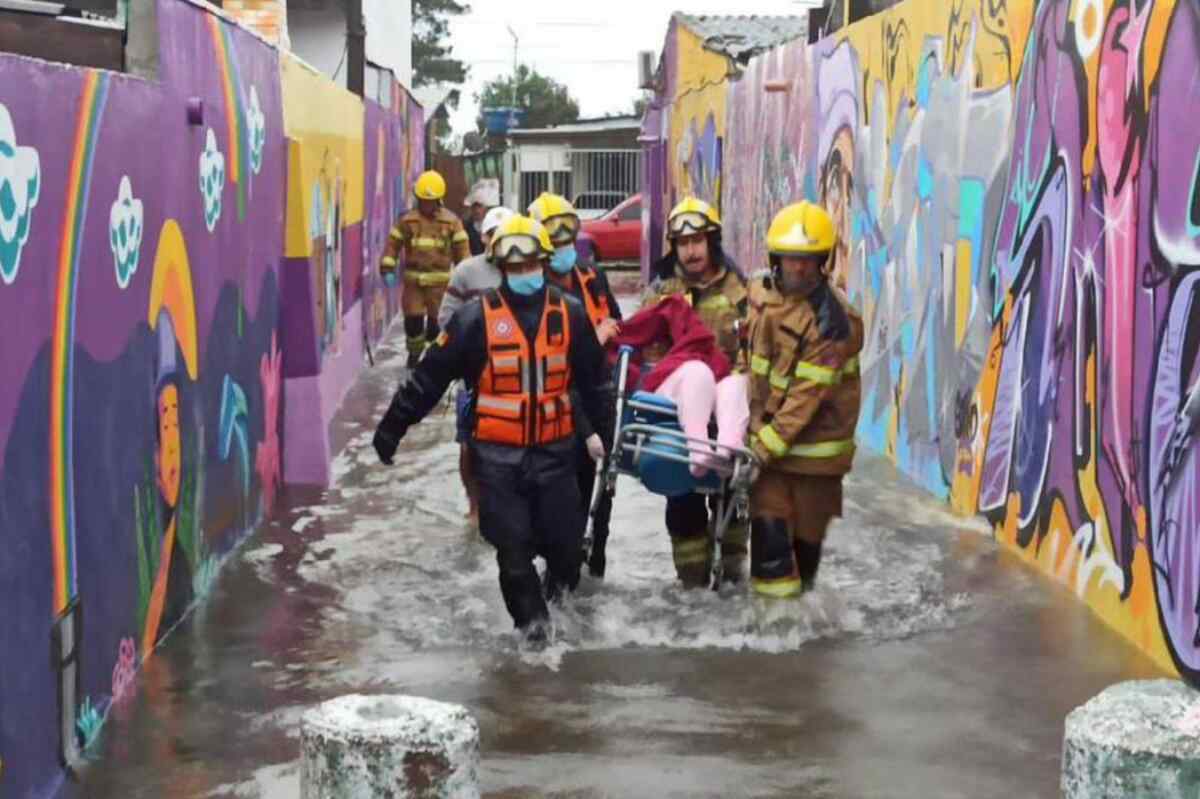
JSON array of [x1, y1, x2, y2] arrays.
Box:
[[444, 1, 822, 138]]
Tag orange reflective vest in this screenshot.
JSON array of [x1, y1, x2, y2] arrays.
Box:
[[576, 266, 611, 330], [475, 288, 575, 446]]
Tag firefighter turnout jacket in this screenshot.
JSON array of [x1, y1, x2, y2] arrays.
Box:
[[641, 264, 747, 364], [745, 277, 865, 476], [381, 206, 470, 285]]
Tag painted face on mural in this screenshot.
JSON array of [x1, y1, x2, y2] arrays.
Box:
[[156, 382, 182, 508], [676, 232, 714, 280], [821, 135, 854, 286]]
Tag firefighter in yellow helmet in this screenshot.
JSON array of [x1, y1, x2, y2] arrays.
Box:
[[527, 192, 623, 577], [372, 215, 610, 644], [743, 202, 864, 597], [380, 170, 471, 368], [642, 197, 750, 587]]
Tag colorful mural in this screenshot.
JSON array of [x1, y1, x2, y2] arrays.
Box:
[[720, 0, 1200, 681], [669, 22, 729, 212], [0, 0, 423, 794], [363, 80, 424, 352]]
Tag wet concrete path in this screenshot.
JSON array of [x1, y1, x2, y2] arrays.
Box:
[[75, 323, 1166, 799]]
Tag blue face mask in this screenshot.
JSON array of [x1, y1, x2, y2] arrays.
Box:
[[549, 245, 578, 274], [507, 271, 545, 296]]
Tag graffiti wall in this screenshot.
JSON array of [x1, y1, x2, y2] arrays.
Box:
[[0, 1, 423, 794], [0, 1, 283, 793], [669, 22, 728, 212], [278, 55, 365, 486], [722, 0, 1200, 681], [363, 79, 424, 353]]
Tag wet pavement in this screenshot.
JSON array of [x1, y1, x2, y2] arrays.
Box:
[[74, 320, 1167, 799]]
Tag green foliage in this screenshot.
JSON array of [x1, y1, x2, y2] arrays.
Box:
[[413, 0, 470, 89], [133, 459, 160, 638], [476, 64, 581, 131]]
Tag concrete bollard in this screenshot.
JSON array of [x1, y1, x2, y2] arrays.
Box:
[[1062, 680, 1200, 798], [300, 694, 480, 799]]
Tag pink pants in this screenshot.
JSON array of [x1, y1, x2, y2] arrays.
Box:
[[654, 361, 749, 476]]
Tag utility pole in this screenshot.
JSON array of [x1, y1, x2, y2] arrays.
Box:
[[506, 24, 519, 111]]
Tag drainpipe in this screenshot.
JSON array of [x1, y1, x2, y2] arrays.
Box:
[[346, 0, 365, 96]]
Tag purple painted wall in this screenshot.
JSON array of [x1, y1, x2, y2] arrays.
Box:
[[0, 1, 422, 794]]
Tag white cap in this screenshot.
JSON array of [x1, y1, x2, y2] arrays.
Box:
[[481, 206, 515, 237], [464, 178, 501, 209]]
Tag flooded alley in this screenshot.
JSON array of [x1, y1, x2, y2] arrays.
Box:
[[75, 331, 1165, 799]]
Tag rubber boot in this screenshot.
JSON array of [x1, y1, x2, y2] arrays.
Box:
[[721, 518, 749, 584], [750, 517, 801, 598], [794, 539, 823, 593], [670, 533, 711, 588]]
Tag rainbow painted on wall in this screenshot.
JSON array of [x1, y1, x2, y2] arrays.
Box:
[[208, 14, 249, 220], [50, 70, 110, 616]]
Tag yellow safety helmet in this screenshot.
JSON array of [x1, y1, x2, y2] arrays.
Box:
[[527, 192, 581, 246], [414, 170, 447, 201], [489, 215, 554, 266], [666, 197, 721, 240], [766, 202, 836, 256]]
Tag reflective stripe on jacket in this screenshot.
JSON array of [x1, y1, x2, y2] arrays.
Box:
[[475, 288, 575, 446], [745, 277, 864, 477]]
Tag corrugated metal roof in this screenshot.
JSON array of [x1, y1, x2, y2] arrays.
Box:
[[675, 13, 809, 63], [510, 116, 642, 136]]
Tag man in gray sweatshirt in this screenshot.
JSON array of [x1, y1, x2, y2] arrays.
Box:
[[438, 206, 514, 527]]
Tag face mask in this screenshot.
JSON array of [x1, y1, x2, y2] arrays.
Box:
[[549, 246, 578, 274], [779, 271, 821, 297], [507, 271, 545, 296]]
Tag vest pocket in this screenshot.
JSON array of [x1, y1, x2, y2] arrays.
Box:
[[476, 395, 525, 443], [490, 353, 524, 394]]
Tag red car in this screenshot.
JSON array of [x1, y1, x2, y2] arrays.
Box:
[[579, 194, 641, 263]]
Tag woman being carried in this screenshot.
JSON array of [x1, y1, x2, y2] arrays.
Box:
[[611, 294, 748, 476]]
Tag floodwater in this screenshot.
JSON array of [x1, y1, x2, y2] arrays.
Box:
[[75, 325, 1166, 799]]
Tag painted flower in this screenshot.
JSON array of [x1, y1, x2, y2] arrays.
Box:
[[255, 332, 282, 513], [0, 102, 41, 285], [110, 636, 138, 704], [247, 85, 266, 175], [199, 128, 226, 232], [109, 176, 144, 289]]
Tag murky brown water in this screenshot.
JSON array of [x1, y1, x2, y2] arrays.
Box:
[[74, 326, 1166, 799]]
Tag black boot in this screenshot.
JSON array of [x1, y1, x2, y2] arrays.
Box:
[[587, 525, 609, 578], [794, 539, 824, 593]]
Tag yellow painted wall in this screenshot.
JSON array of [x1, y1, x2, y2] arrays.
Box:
[[280, 54, 364, 258], [669, 23, 730, 209]]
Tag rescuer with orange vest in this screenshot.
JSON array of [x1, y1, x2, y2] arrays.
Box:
[[527, 192, 623, 578], [372, 215, 609, 642]]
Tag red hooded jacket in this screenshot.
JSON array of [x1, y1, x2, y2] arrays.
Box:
[[611, 295, 731, 392]]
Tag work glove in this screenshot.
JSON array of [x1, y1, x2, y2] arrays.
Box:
[[586, 433, 606, 462], [373, 426, 401, 465]]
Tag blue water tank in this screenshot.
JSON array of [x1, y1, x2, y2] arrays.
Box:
[[482, 107, 526, 135]]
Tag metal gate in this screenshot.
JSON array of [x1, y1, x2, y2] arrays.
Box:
[[512, 148, 641, 218]]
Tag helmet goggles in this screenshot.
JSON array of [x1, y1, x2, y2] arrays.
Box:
[[541, 214, 580, 246], [667, 210, 714, 239], [492, 233, 548, 265]]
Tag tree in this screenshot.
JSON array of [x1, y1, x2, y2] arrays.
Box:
[[413, 0, 469, 89], [476, 64, 581, 131], [631, 91, 653, 118]]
